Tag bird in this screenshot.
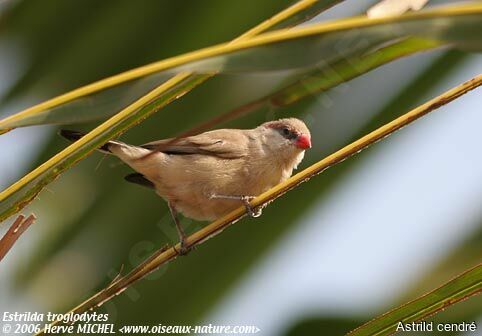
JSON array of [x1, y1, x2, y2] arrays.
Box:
[[60, 118, 311, 254]]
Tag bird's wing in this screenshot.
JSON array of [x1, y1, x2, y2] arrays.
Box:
[[141, 129, 249, 159]]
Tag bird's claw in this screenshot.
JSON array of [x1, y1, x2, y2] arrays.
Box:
[[241, 196, 263, 218], [210, 194, 263, 218], [173, 239, 192, 256]]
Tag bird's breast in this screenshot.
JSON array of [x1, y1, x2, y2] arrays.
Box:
[[154, 154, 294, 221]]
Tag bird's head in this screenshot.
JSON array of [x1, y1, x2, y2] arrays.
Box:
[[260, 118, 311, 168], [262, 118, 311, 149]]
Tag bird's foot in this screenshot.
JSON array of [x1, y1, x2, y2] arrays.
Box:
[[240, 196, 263, 218], [168, 202, 193, 256], [173, 238, 192, 256], [210, 194, 263, 218]]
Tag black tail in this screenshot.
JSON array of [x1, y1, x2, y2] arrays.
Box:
[[124, 173, 155, 189], [59, 129, 113, 153]]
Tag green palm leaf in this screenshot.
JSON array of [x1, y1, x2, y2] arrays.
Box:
[[0, 3, 480, 131], [1, 3, 481, 224]]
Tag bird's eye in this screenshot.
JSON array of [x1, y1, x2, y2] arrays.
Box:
[[282, 127, 291, 137]]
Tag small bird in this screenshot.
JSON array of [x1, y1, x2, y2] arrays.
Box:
[[60, 118, 311, 253]]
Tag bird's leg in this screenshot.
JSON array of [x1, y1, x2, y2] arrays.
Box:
[[168, 202, 190, 255], [210, 194, 263, 218]]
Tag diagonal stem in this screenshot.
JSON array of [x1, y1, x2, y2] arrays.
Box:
[[37, 74, 482, 335], [0, 213, 36, 262]]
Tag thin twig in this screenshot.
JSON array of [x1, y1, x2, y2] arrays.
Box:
[[38, 75, 481, 334], [0, 213, 36, 262]]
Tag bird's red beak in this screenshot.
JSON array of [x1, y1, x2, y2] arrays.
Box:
[[296, 134, 311, 149]]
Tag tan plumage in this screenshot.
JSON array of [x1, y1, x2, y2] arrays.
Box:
[[61, 118, 311, 251]]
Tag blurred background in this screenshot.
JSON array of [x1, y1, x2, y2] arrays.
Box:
[[0, 0, 481, 335]]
